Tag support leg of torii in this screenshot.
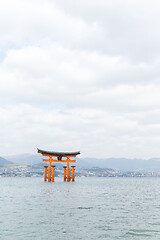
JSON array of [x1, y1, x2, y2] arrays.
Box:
[[51, 166, 56, 182], [44, 166, 48, 181], [63, 166, 67, 181], [67, 159, 70, 182], [71, 166, 75, 181], [48, 158, 52, 182]]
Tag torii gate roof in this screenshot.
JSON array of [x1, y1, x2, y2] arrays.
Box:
[[37, 148, 80, 156]]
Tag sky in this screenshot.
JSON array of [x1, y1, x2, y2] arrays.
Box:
[[0, 0, 160, 158]]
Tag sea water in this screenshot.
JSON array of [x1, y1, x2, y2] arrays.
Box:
[[0, 177, 160, 240]]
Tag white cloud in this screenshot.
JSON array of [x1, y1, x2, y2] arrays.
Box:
[[1, 104, 160, 158], [1, 45, 160, 110], [0, 0, 160, 158]]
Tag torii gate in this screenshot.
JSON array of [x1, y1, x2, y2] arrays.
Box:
[[37, 148, 80, 182]]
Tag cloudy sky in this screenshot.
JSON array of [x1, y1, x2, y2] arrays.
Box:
[[0, 0, 160, 158]]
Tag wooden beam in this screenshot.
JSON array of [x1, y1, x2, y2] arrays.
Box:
[[41, 153, 77, 158], [43, 159, 76, 163]]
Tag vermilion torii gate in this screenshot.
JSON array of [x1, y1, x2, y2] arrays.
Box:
[[37, 149, 80, 182]]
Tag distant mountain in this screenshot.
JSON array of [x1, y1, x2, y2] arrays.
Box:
[[4, 154, 160, 171], [76, 158, 97, 168], [0, 157, 12, 166], [5, 154, 41, 165], [5, 154, 95, 168], [82, 157, 160, 171]]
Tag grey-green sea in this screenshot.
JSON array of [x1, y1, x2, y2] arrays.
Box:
[[1, 177, 160, 240]]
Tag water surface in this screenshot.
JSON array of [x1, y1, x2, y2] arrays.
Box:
[[0, 177, 160, 239]]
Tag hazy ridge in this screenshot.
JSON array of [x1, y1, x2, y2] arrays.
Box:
[[2, 154, 160, 171], [0, 157, 12, 166]]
